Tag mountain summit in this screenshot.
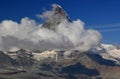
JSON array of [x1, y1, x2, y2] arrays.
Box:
[[41, 4, 71, 31]]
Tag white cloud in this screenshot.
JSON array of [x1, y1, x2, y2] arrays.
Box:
[[0, 4, 102, 52]]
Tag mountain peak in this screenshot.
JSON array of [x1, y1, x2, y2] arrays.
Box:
[[53, 4, 62, 14], [52, 4, 66, 15], [41, 4, 71, 31]]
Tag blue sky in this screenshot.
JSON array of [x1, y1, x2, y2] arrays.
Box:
[[0, 0, 120, 44]]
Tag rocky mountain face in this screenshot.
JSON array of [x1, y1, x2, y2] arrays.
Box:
[[0, 44, 120, 79], [0, 51, 18, 69], [0, 4, 120, 79], [41, 4, 71, 31]]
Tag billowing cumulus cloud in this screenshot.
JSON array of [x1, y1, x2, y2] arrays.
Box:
[[0, 4, 102, 52]]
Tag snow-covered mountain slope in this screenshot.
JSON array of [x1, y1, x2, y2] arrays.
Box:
[[92, 44, 120, 65], [6, 49, 76, 61], [4, 43, 120, 65], [32, 50, 58, 61], [101, 44, 120, 58], [1, 44, 120, 79]]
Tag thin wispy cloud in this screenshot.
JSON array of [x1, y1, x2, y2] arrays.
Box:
[[99, 28, 120, 32], [87, 23, 120, 32]]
